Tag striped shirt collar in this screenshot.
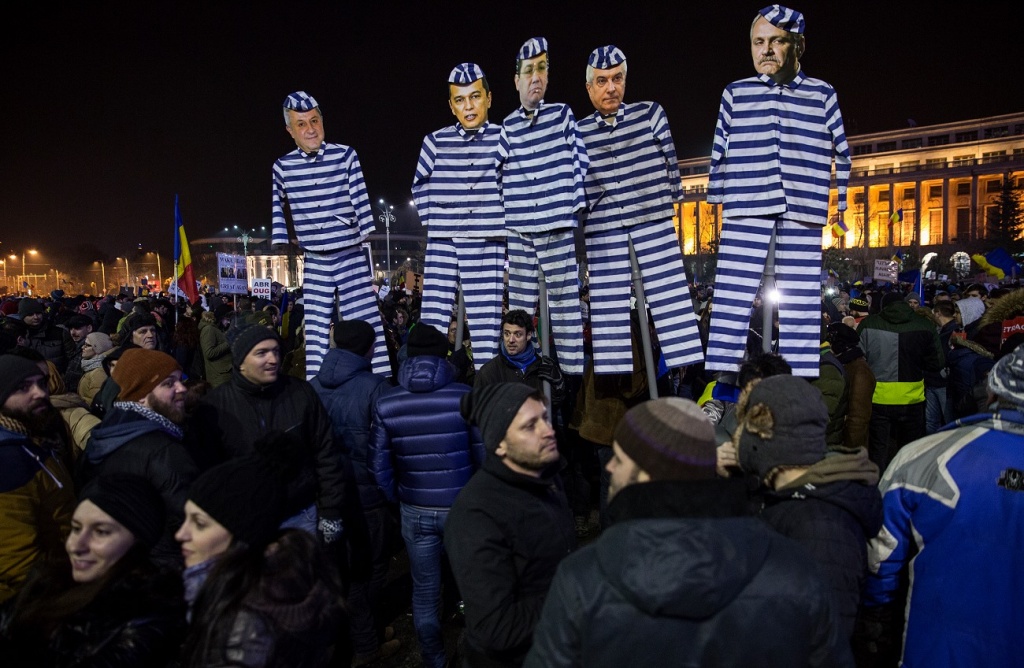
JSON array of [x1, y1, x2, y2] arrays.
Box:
[[294, 142, 327, 161], [757, 68, 807, 90], [454, 121, 492, 140], [595, 104, 625, 127], [514, 100, 548, 122]]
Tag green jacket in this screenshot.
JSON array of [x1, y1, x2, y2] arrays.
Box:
[[198, 318, 232, 388], [858, 302, 944, 405]]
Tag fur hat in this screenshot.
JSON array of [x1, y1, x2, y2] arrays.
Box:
[[18, 299, 45, 317], [736, 375, 828, 482], [112, 349, 181, 402], [613, 398, 716, 481]]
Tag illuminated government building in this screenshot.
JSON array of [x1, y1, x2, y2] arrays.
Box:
[[674, 111, 1024, 280]]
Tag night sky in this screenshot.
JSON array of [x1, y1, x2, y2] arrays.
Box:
[[4, 2, 1024, 267]]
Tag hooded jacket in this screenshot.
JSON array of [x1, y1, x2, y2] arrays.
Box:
[[368, 355, 483, 508], [0, 422, 76, 603], [858, 301, 944, 405], [78, 407, 198, 568], [311, 348, 392, 511], [757, 449, 884, 638], [524, 480, 854, 668]]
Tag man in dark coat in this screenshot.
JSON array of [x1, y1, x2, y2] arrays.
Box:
[[475, 310, 566, 405], [310, 319, 399, 665], [525, 397, 853, 668], [735, 374, 883, 638], [445, 382, 575, 668], [20, 299, 75, 375], [77, 348, 199, 568], [191, 321, 348, 555]]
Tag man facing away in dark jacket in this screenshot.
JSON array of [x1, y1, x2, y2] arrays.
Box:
[[446, 382, 575, 668], [525, 396, 853, 668], [310, 319, 400, 666], [368, 323, 483, 668]]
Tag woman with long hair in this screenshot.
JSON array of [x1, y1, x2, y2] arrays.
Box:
[[0, 474, 186, 666], [177, 455, 350, 667]]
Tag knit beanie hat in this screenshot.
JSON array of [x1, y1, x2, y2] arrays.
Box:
[[226, 321, 280, 368], [112, 348, 181, 402], [461, 382, 539, 451], [188, 456, 287, 547], [956, 297, 985, 329], [612, 398, 717, 481], [79, 474, 165, 549], [85, 332, 114, 356], [0, 354, 45, 406], [18, 299, 45, 317], [406, 323, 449, 358], [848, 298, 869, 314], [904, 292, 921, 303], [736, 375, 828, 481], [988, 343, 1024, 410], [332, 319, 376, 356], [881, 292, 904, 309]]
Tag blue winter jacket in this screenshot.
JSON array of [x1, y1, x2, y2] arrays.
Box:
[[311, 348, 392, 510], [368, 355, 484, 508]]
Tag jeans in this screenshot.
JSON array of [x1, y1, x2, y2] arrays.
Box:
[[925, 386, 950, 434], [400, 504, 449, 668]]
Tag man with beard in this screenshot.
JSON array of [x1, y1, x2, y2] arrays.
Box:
[[524, 397, 852, 667], [0, 355, 77, 602], [77, 348, 198, 569], [445, 382, 574, 667]]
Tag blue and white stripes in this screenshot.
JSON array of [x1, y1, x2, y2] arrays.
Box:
[[578, 101, 681, 234], [272, 142, 375, 250], [412, 123, 504, 238], [497, 102, 590, 233], [706, 71, 851, 225]]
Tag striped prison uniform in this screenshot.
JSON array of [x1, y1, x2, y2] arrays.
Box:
[[705, 71, 851, 378], [578, 101, 704, 373], [497, 101, 589, 374], [412, 122, 505, 369], [273, 141, 389, 378]]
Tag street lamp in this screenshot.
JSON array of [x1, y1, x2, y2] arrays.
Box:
[[376, 199, 396, 279], [9, 250, 38, 295], [143, 252, 163, 292]]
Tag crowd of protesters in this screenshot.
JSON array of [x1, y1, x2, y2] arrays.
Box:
[[1, 269, 1022, 667]]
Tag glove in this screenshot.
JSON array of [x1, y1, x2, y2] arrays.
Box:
[[536, 356, 562, 384], [317, 517, 344, 546]]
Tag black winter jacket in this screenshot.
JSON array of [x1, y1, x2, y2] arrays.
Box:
[[192, 370, 347, 521], [475, 348, 566, 405], [444, 456, 574, 668], [0, 562, 186, 668], [757, 450, 884, 639], [524, 480, 854, 668]]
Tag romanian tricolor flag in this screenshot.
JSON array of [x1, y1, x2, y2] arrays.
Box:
[[174, 195, 200, 304], [830, 212, 848, 238], [891, 249, 905, 265], [889, 208, 904, 224]]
